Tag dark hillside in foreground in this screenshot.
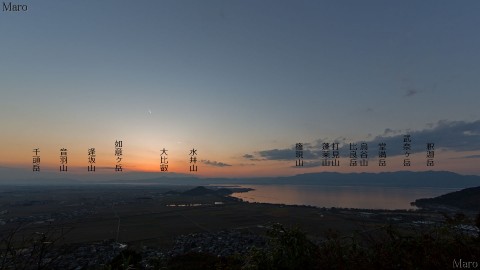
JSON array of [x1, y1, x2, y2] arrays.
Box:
[[414, 186, 480, 211]]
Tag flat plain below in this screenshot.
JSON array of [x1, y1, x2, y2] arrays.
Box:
[[0, 185, 449, 250]]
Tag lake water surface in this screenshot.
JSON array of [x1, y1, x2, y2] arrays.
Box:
[[229, 185, 461, 210]]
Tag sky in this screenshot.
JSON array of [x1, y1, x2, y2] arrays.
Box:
[[1, 0, 479, 179]]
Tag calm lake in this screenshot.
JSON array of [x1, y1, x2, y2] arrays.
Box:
[[229, 185, 461, 210]]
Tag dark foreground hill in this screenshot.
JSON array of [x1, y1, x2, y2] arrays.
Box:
[[414, 186, 480, 211]]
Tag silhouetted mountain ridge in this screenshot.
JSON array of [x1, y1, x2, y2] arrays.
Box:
[[414, 186, 480, 211], [96, 171, 480, 188], [3, 171, 479, 189]]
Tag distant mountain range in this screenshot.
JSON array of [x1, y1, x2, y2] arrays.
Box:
[[100, 171, 480, 189], [1, 170, 480, 189], [3, 170, 479, 211]]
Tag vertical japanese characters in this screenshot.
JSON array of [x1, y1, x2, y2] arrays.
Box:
[[295, 143, 303, 167], [322, 142, 340, 166], [33, 148, 40, 171], [359, 143, 368, 166], [88, 148, 96, 172], [350, 143, 357, 167], [378, 142, 386, 167], [189, 148, 198, 172], [60, 148, 67, 172], [403, 135, 411, 167], [427, 143, 435, 166], [332, 143, 340, 166], [115, 140, 123, 172], [322, 143, 330, 166], [28, 137, 437, 172], [160, 148, 168, 171]]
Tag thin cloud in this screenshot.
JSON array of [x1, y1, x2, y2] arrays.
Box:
[[95, 166, 117, 170], [257, 147, 321, 161], [348, 120, 480, 155], [201, 160, 232, 167], [238, 163, 256, 166], [242, 153, 264, 161], [257, 149, 292, 161], [404, 89, 419, 97], [251, 120, 480, 161]]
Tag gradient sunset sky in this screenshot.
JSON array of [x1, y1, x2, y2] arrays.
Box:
[[1, 0, 479, 179]]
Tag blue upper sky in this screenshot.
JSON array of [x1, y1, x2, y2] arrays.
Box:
[[1, 0, 479, 177]]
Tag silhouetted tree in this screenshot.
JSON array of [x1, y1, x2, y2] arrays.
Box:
[[244, 223, 319, 270], [108, 249, 142, 270], [0, 224, 71, 270]]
